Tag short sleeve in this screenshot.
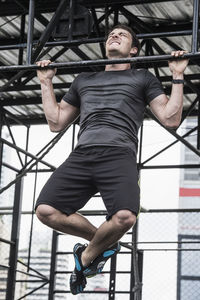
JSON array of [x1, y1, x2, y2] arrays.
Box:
[[63, 75, 80, 108], [144, 70, 164, 104]]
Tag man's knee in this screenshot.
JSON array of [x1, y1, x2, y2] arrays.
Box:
[[113, 210, 136, 231], [36, 204, 56, 224]]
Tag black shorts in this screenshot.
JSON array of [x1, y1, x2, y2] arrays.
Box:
[[35, 146, 140, 220]]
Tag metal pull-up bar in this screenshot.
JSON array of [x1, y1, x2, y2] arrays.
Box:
[[0, 52, 198, 72]]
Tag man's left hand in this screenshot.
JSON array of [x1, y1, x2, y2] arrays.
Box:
[[168, 50, 189, 75]]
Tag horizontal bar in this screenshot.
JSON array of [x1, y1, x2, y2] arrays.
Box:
[[0, 206, 13, 210], [16, 280, 47, 283], [2, 162, 20, 173], [181, 276, 200, 281], [141, 164, 200, 169], [0, 52, 199, 72], [138, 249, 200, 251], [56, 270, 138, 274], [1, 208, 200, 216], [0, 29, 195, 50], [137, 241, 200, 244], [55, 290, 131, 294], [0, 237, 15, 245], [144, 208, 200, 213], [0, 264, 9, 269]]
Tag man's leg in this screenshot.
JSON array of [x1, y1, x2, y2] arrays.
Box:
[[36, 204, 97, 241], [82, 209, 136, 266], [36, 204, 136, 266]]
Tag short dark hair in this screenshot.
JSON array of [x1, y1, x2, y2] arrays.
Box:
[[106, 24, 141, 56]]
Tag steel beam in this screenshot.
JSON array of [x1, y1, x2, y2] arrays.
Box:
[[6, 178, 23, 300], [198, 100, 200, 149], [0, 137, 55, 170], [0, 29, 196, 51], [0, 0, 178, 17], [0, 124, 69, 194], [26, 0, 35, 64], [0, 0, 68, 92], [0, 108, 3, 183], [48, 231, 58, 300], [0, 52, 198, 72], [18, 14, 25, 69], [141, 126, 198, 167], [109, 251, 117, 300], [192, 0, 199, 53], [147, 110, 200, 157]]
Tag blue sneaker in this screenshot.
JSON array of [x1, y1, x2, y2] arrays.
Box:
[[70, 243, 87, 295], [83, 242, 121, 278]]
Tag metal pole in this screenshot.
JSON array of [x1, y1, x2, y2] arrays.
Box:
[[48, 231, 58, 300], [0, 29, 197, 51], [0, 137, 55, 170], [141, 126, 197, 166], [27, 0, 35, 64], [0, 0, 67, 92], [198, 100, 200, 149], [0, 52, 198, 72], [18, 14, 26, 84], [191, 0, 199, 53], [0, 108, 3, 184], [72, 123, 76, 151], [146, 110, 200, 157], [68, 0, 74, 41], [109, 253, 117, 300], [131, 224, 142, 300], [33, 0, 67, 61], [6, 177, 23, 300]]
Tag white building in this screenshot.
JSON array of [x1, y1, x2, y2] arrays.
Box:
[[177, 117, 200, 300]]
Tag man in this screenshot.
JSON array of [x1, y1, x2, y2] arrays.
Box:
[[35, 24, 189, 294]]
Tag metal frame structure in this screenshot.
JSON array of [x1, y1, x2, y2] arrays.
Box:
[[0, 0, 200, 299]]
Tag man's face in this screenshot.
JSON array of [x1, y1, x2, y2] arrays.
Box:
[[105, 28, 137, 58]]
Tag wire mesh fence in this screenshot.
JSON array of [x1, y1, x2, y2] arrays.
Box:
[[1, 210, 200, 299]]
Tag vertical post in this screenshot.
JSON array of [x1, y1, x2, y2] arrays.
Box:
[[18, 14, 26, 83], [197, 100, 200, 149], [105, 4, 109, 36], [68, 0, 75, 41], [19, 14, 26, 65], [0, 107, 3, 183], [109, 254, 117, 300], [6, 177, 23, 300], [27, 0, 35, 64], [72, 124, 76, 151], [137, 250, 143, 300], [48, 231, 58, 300], [130, 224, 142, 300], [25, 125, 30, 165], [191, 0, 199, 53], [138, 123, 143, 170]]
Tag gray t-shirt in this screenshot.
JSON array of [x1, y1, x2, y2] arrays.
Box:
[[63, 68, 164, 152]]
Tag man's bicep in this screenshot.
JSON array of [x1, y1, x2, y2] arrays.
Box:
[[149, 94, 168, 123], [59, 99, 80, 126]]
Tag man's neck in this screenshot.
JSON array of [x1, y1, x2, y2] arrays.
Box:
[[105, 63, 131, 71], [105, 54, 132, 71]]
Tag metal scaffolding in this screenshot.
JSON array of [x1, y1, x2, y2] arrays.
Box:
[[0, 0, 199, 299]]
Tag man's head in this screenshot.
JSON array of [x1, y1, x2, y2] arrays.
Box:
[[105, 24, 140, 59]]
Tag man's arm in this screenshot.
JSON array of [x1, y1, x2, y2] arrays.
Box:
[[149, 50, 189, 128], [36, 60, 79, 132]]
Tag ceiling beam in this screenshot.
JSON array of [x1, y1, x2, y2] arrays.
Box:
[[0, 0, 179, 16]]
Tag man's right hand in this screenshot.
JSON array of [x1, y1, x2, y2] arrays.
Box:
[[36, 60, 57, 82]]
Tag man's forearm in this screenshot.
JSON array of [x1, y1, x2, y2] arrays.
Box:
[[165, 72, 184, 127], [40, 78, 60, 128]]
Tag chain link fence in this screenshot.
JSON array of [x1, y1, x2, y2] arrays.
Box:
[[1, 209, 200, 299]]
